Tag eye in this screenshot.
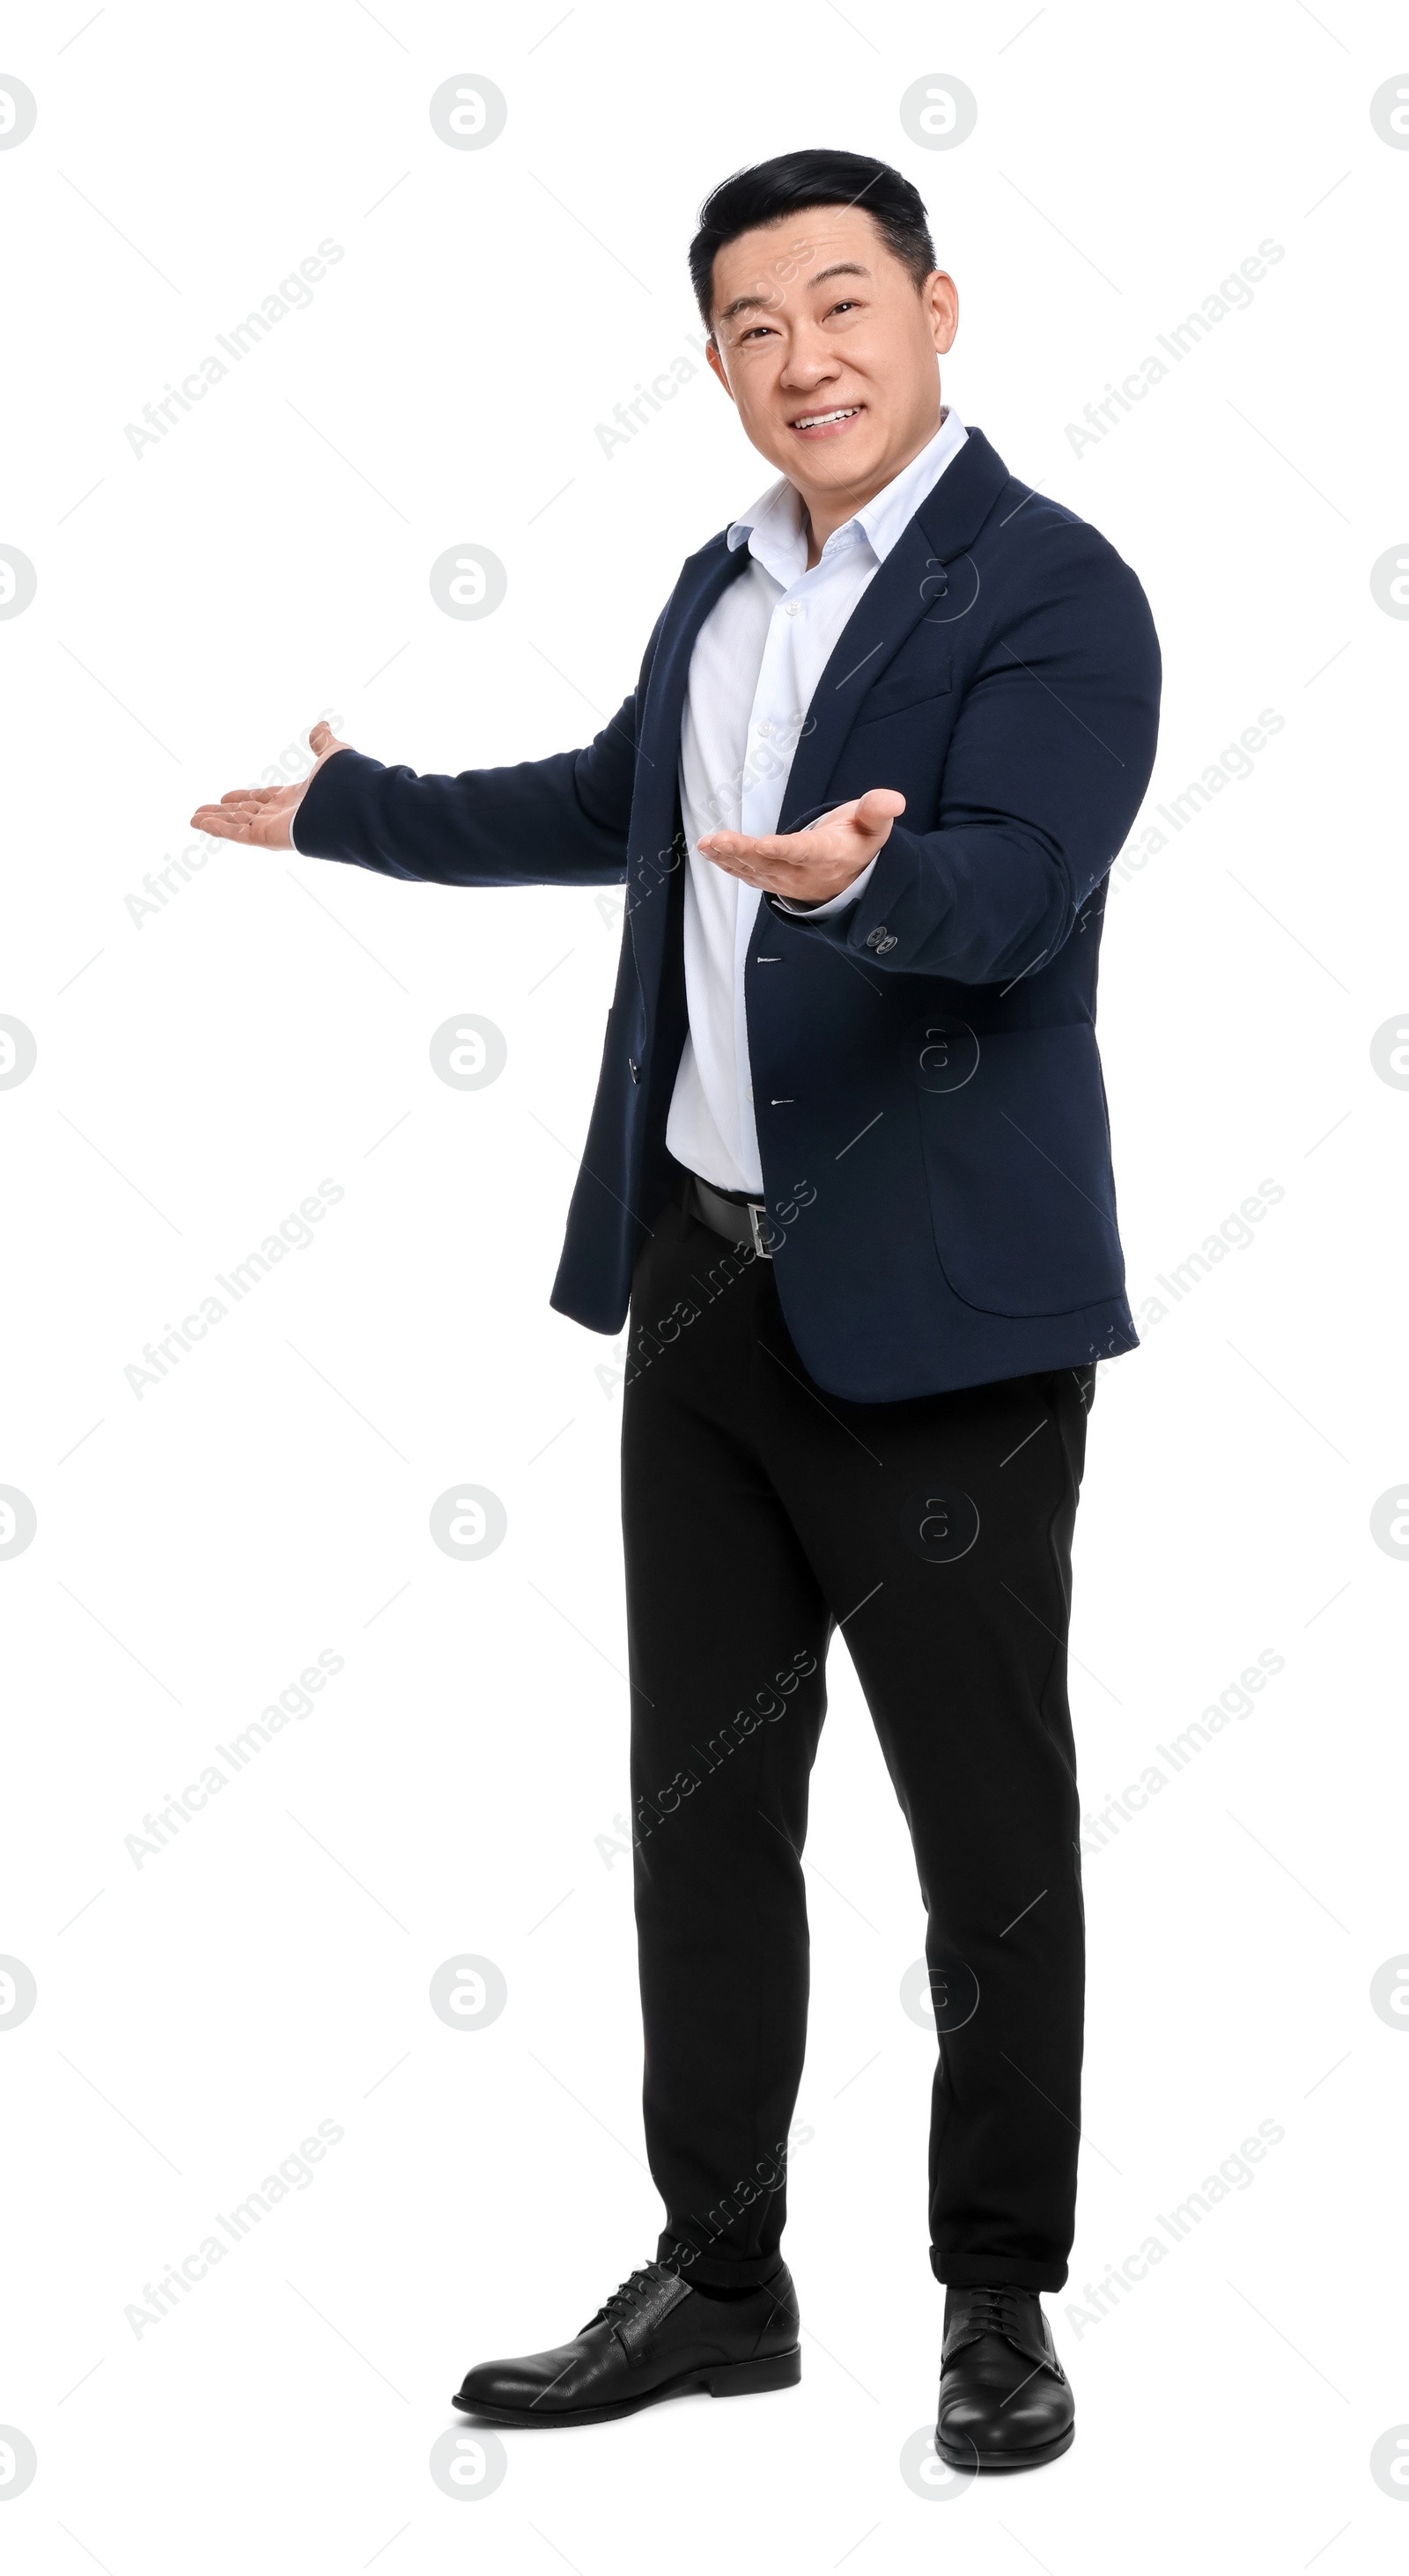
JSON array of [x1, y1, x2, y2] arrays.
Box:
[[825, 298, 860, 318]]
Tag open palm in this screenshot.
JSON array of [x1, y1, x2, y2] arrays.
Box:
[[189, 719, 351, 849], [697, 786, 905, 904]]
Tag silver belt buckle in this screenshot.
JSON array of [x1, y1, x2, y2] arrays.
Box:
[[748, 1202, 773, 1260]]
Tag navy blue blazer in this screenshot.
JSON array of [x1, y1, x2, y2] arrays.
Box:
[[295, 426, 1161, 1401]]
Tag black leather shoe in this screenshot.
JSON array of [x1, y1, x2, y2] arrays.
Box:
[[936, 2285, 1074, 2471], [453, 2258, 801, 2426]]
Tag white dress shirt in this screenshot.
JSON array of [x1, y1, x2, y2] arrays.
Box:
[[666, 406, 969, 1196]]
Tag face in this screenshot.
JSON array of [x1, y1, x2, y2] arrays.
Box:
[[705, 205, 958, 514]]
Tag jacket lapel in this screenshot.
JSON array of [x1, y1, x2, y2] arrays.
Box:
[[634, 536, 749, 837], [779, 424, 1013, 828], [628, 535, 749, 988]]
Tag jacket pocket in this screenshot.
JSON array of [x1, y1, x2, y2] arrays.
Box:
[[914, 1019, 1125, 1317], [854, 651, 952, 724]]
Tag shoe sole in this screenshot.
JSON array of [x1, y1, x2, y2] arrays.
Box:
[[452, 2345, 801, 2426], [934, 2421, 1075, 2473]]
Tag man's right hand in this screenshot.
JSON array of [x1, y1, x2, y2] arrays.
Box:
[[188, 718, 352, 849]]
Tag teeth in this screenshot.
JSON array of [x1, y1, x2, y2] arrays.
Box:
[[794, 407, 859, 429]]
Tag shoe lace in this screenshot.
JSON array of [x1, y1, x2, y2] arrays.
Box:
[[586, 2264, 662, 2329], [959, 2285, 1028, 2343]]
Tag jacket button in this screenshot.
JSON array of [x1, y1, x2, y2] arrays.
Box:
[[877, 934, 897, 953], [628, 1057, 640, 1084], [865, 926, 889, 952]]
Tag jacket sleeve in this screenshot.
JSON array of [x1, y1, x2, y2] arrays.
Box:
[[771, 526, 1162, 984], [291, 673, 646, 890]]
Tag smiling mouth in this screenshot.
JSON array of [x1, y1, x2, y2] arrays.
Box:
[[789, 405, 863, 433]]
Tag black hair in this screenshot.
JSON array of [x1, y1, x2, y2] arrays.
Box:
[[689, 148, 936, 334]]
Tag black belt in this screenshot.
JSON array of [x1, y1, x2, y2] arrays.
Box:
[[682, 1169, 776, 1259]]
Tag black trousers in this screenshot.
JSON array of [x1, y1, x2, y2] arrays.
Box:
[[620, 1187, 1095, 2295]]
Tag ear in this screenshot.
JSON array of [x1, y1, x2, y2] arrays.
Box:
[[705, 338, 735, 403], [924, 270, 959, 357]]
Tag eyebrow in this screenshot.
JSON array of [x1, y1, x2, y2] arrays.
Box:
[[717, 261, 872, 325]]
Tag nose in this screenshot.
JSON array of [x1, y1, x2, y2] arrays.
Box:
[[779, 336, 839, 390]]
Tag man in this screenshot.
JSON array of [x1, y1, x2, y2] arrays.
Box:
[[194, 148, 1161, 2472]]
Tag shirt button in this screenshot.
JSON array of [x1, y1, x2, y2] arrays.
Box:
[[756, 719, 773, 737], [785, 601, 800, 616]]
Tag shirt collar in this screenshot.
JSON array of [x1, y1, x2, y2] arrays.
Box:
[[727, 406, 968, 586]]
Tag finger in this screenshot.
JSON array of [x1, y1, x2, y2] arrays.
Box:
[[699, 843, 779, 880], [799, 790, 905, 841], [703, 840, 817, 882], [188, 805, 285, 846], [854, 788, 906, 826], [699, 830, 814, 867], [218, 786, 284, 807], [188, 806, 252, 840]]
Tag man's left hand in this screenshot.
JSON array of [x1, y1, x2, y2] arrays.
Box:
[[697, 787, 905, 905]]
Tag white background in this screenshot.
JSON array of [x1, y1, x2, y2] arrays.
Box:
[[3, 0, 1407, 2566]]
